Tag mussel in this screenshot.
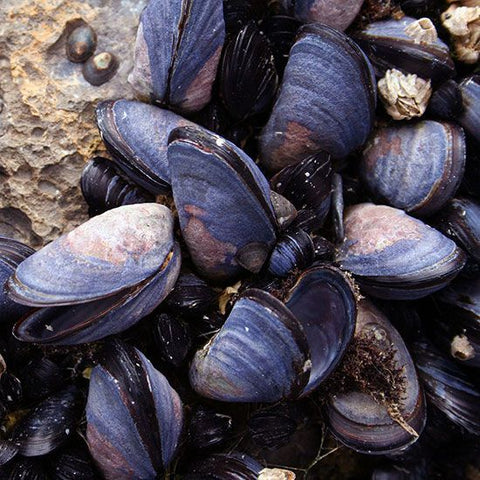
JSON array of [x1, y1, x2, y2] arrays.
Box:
[[8, 204, 181, 344]]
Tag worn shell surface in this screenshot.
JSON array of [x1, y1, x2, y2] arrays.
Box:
[[336, 204, 466, 299], [458, 75, 480, 143], [96, 100, 195, 194], [327, 300, 426, 454], [169, 125, 277, 282], [86, 342, 183, 479], [128, 0, 225, 113], [279, 0, 365, 31], [260, 23, 376, 171], [12, 242, 181, 345], [353, 16, 455, 82], [8, 204, 175, 306], [360, 121, 466, 216], [189, 289, 311, 402]]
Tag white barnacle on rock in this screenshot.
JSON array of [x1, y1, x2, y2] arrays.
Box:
[[404, 17, 438, 44], [378, 69, 432, 121]]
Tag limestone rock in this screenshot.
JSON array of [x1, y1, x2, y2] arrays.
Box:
[[0, 0, 147, 247]]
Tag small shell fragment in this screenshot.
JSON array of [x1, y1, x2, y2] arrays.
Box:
[[378, 69, 432, 120], [258, 468, 296, 480]]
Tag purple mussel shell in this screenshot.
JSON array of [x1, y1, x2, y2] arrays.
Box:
[[86, 341, 183, 479], [360, 121, 466, 217], [189, 289, 311, 402], [12, 242, 181, 345], [260, 23, 376, 171], [190, 265, 356, 401], [8, 204, 175, 306], [353, 16, 455, 82], [327, 299, 426, 454], [279, 0, 365, 31], [0, 237, 34, 322], [128, 0, 225, 113], [96, 99, 196, 194], [336, 204, 466, 299], [458, 75, 480, 144], [168, 125, 277, 282]]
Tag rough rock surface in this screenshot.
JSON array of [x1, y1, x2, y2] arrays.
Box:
[[0, 0, 147, 247]]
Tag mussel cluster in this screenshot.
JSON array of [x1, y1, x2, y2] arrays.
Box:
[[1, 0, 480, 478]]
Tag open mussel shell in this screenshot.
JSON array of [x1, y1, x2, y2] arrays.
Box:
[[9, 385, 83, 457], [128, 0, 225, 113], [189, 288, 311, 402], [279, 0, 364, 31], [326, 300, 426, 455], [96, 99, 195, 194], [270, 151, 333, 231], [360, 121, 466, 217], [336, 203, 466, 299], [80, 157, 154, 217], [190, 265, 356, 401], [0, 237, 34, 321], [432, 273, 480, 367], [86, 341, 183, 479], [433, 197, 480, 263], [219, 21, 278, 121], [412, 337, 480, 435], [458, 76, 480, 144], [352, 16, 455, 83], [8, 204, 176, 306], [183, 452, 262, 479], [260, 23, 376, 171], [284, 265, 357, 395], [12, 241, 181, 345], [168, 125, 277, 282]]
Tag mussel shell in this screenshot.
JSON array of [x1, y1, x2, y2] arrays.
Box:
[[360, 121, 466, 216], [1, 456, 47, 480], [433, 197, 480, 263], [219, 21, 278, 121], [279, 0, 364, 31], [169, 125, 277, 282], [433, 273, 480, 367], [327, 300, 426, 454], [189, 288, 311, 402], [284, 265, 357, 395], [458, 75, 480, 144], [9, 385, 82, 457], [50, 444, 97, 480], [80, 157, 154, 217], [13, 242, 181, 345], [128, 0, 225, 113], [0, 237, 34, 321], [183, 452, 262, 479], [187, 405, 233, 450], [7, 204, 175, 307], [96, 100, 195, 194], [153, 313, 192, 367], [270, 151, 333, 231], [248, 409, 297, 450], [86, 341, 183, 479], [260, 23, 376, 171], [427, 80, 464, 121], [412, 338, 480, 435], [336, 204, 466, 299], [353, 16, 455, 83]]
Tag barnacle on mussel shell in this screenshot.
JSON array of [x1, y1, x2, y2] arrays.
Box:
[[168, 124, 277, 282], [86, 341, 183, 479], [190, 265, 356, 401], [260, 23, 376, 171], [128, 0, 225, 113], [8, 204, 180, 344], [326, 300, 426, 454], [336, 203, 466, 299], [360, 121, 466, 216]]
